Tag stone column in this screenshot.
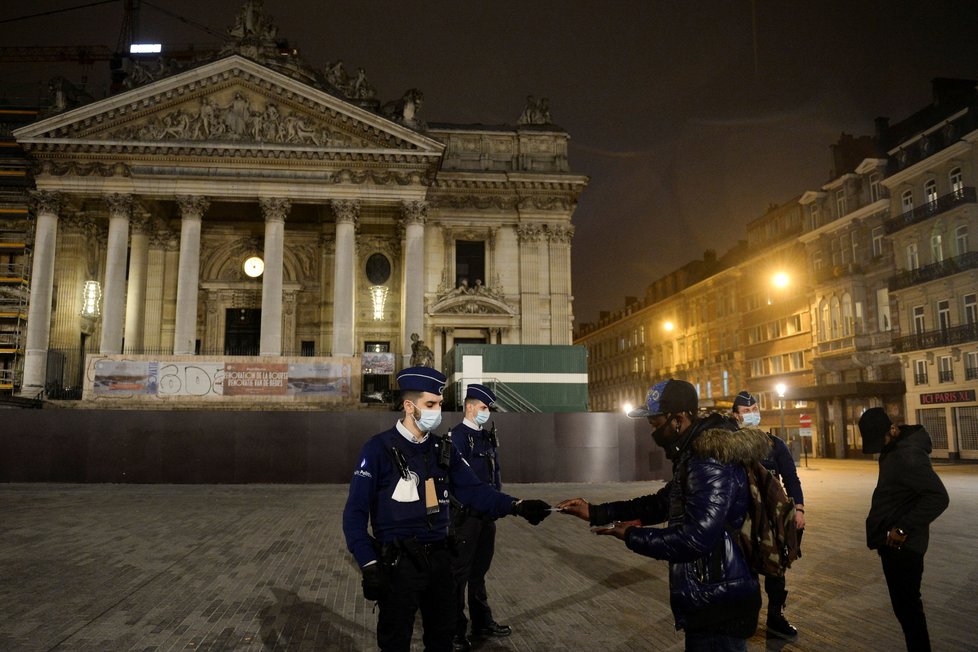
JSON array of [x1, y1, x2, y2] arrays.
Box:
[[517, 223, 543, 344], [548, 224, 575, 345], [259, 197, 290, 356], [142, 223, 171, 352], [123, 209, 150, 353], [331, 199, 359, 357], [99, 193, 132, 354], [173, 196, 209, 355], [160, 234, 180, 352], [22, 191, 64, 395], [401, 200, 427, 367]]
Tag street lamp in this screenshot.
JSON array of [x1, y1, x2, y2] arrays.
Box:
[[775, 383, 786, 442]]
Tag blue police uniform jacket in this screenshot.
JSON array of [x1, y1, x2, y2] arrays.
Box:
[[450, 421, 501, 490], [343, 422, 517, 568]]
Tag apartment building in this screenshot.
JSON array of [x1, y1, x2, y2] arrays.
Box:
[[881, 79, 978, 459], [796, 134, 905, 458]]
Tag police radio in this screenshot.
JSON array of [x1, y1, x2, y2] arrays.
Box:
[[437, 431, 453, 469], [488, 421, 499, 449]]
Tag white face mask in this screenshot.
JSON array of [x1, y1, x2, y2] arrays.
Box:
[[409, 403, 442, 433], [741, 411, 762, 428], [474, 410, 491, 426]]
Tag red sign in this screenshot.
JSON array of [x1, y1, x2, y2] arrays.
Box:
[[919, 389, 977, 405], [799, 414, 812, 427]]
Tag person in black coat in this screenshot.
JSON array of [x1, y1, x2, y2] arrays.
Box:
[[858, 407, 949, 652]]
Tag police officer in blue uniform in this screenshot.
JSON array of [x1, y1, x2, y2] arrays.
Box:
[[343, 366, 551, 652], [731, 390, 806, 640], [450, 384, 508, 651]]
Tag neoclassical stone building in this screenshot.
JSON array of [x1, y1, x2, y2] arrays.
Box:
[[11, 1, 586, 399]]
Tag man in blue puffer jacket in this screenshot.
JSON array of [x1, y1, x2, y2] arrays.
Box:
[[558, 379, 766, 652]]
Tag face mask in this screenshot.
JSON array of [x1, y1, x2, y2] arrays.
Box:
[[741, 411, 761, 428], [409, 403, 442, 433], [651, 415, 681, 449], [474, 410, 491, 426]]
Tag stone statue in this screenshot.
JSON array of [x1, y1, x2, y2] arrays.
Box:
[[325, 60, 351, 94], [352, 67, 376, 100], [383, 89, 425, 129], [517, 95, 553, 125], [410, 333, 435, 368]]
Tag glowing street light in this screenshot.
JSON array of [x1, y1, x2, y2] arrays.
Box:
[[775, 383, 787, 443], [622, 402, 633, 415], [663, 320, 674, 332], [772, 272, 790, 288]]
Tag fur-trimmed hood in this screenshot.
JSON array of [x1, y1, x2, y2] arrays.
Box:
[[691, 427, 771, 465]]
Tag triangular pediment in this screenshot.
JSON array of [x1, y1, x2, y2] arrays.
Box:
[[14, 55, 444, 157]]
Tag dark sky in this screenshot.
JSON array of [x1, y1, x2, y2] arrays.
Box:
[[6, 1, 978, 324]]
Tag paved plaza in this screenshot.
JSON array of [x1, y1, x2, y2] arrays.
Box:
[[1, 460, 976, 651]]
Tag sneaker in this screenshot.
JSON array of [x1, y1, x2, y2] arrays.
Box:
[[766, 614, 798, 639], [452, 634, 472, 651], [472, 621, 512, 638]]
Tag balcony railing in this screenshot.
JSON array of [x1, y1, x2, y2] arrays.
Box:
[[938, 369, 955, 383], [883, 187, 976, 235], [914, 373, 929, 385], [967, 367, 978, 381], [893, 322, 978, 353], [889, 251, 978, 291], [814, 262, 863, 284]]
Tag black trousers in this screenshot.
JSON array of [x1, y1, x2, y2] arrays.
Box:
[[452, 514, 497, 635], [879, 547, 931, 652], [764, 574, 788, 615], [377, 546, 455, 652]]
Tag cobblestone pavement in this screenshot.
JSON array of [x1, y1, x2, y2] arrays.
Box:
[[1, 459, 975, 651]]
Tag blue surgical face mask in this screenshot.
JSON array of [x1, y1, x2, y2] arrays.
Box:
[[474, 410, 491, 426], [741, 411, 761, 428], [409, 403, 442, 433]]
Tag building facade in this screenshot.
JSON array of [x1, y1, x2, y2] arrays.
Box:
[[578, 78, 978, 460], [880, 80, 978, 459], [6, 2, 586, 400]]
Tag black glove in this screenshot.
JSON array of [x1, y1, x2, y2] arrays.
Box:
[[361, 563, 387, 601], [513, 499, 551, 525]]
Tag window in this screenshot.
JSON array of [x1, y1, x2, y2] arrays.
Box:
[[924, 178, 938, 205], [914, 359, 928, 385], [454, 240, 485, 289], [901, 189, 914, 213], [913, 305, 926, 334], [967, 352, 978, 381], [906, 242, 919, 270], [851, 231, 859, 263], [831, 297, 841, 339], [956, 225, 969, 255], [300, 340, 315, 356], [790, 351, 805, 370], [950, 167, 964, 195], [819, 300, 829, 341], [842, 293, 854, 336], [706, 380, 712, 399], [809, 204, 820, 230], [836, 188, 847, 216], [931, 233, 943, 263], [869, 172, 882, 202], [938, 356, 954, 383], [812, 250, 823, 272], [937, 300, 951, 331], [722, 369, 729, 396], [965, 294, 977, 325], [872, 227, 884, 257]]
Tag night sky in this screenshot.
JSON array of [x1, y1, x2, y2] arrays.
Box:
[[5, 1, 978, 325]]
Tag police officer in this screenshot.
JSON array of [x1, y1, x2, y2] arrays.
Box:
[[731, 390, 805, 640], [450, 384, 509, 651], [342, 366, 551, 652]]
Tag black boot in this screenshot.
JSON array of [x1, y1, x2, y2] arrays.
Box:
[[767, 611, 798, 640]]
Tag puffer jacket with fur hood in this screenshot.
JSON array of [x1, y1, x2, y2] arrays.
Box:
[[592, 419, 770, 635]]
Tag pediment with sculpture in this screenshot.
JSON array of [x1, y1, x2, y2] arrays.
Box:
[[429, 280, 515, 316], [15, 56, 443, 160]]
